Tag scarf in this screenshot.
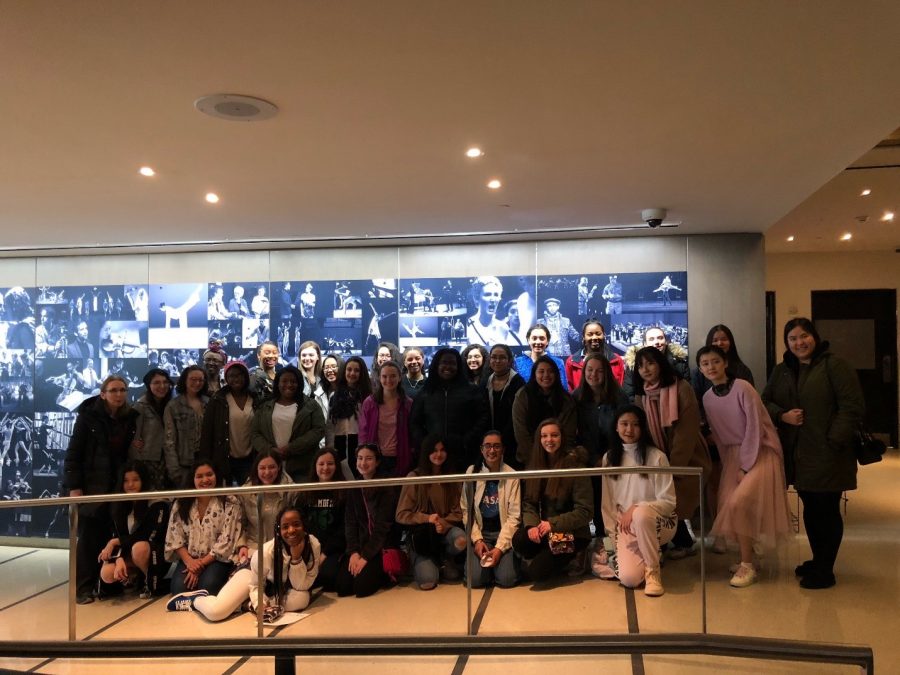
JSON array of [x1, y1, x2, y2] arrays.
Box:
[[641, 380, 679, 455]]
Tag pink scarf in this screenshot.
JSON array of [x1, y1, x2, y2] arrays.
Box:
[[641, 381, 680, 455]]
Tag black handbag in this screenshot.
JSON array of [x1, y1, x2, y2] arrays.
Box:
[[823, 356, 885, 466], [854, 425, 886, 465]]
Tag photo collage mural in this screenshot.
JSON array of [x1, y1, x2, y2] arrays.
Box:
[[0, 271, 686, 538]]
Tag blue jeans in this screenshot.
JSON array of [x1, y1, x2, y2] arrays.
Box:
[[467, 535, 518, 588], [409, 525, 466, 587], [170, 559, 234, 596]]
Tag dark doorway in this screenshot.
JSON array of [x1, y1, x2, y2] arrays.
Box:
[[812, 289, 897, 447]]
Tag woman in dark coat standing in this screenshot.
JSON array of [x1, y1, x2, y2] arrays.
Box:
[[762, 318, 864, 589], [64, 374, 138, 603], [409, 347, 489, 470]]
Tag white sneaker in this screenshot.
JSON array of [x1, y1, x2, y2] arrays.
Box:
[[644, 568, 665, 597], [729, 563, 758, 588]]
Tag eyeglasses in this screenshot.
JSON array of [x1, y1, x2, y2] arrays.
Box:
[[481, 443, 503, 450]]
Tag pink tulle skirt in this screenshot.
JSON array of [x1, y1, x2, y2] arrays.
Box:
[[710, 444, 791, 546]]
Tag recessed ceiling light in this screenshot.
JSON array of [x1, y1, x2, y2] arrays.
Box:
[[882, 211, 895, 222], [205, 192, 220, 204], [860, 188, 871, 196], [786, 235, 795, 242], [139, 166, 155, 177], [840, 232, 852, 241], [487, 179, 502, 189], [466, 147, 484, 158]]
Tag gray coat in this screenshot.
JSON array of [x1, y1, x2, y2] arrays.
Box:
[[762, 351, 864, 492]]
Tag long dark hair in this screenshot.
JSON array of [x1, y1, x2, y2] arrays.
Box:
[[272, 365, 306, 405], [271, 506, 314, 606], [461, 344, 489, 385], [330, 356, 372, 422], [141, 368, 173, 417], [416, 433, 456, 475], [248, 450, 284, 486], [572, 353, 622, 405], [176, 457, 222, 522], [523, 356, 568, 429], [114, 459, 152, 522], [604, 405, 650, 479], [631, 346, 677, 395], [176, 365, 208, 396], [704, 324, 748, 378], [524, 418, 579, 501]]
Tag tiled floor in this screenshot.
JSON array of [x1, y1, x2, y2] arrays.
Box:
[[0, 450, 896, 674]]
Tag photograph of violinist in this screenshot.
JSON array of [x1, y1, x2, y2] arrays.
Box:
[[99, 321, 148, 358]]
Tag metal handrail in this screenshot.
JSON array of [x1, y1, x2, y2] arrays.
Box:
[[0, 634, 874, 675], [0, 465, 703, 510], [0, 465, 706, 640]]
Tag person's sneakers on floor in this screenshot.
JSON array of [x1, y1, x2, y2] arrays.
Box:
[[139, 584, 152, 600], [729, 562, 758, 588], [166, 589, 209, 611], [644, 567, 664, 597]]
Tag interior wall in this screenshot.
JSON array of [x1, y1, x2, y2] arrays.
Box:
[[1, 232, 767, 367], [766, 251, 900, 332]]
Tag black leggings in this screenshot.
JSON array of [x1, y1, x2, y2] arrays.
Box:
[[798, 490, 843, 575], [335, 552, 386, 598], [512, 527, 587, 582]]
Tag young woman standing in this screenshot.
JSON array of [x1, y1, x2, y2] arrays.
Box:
[[327, 356, 372, 464], [698, 346, 791, 587], [250, 366, 326, 481], [358, 361, 413, 477], [164, 365, 209, 488]]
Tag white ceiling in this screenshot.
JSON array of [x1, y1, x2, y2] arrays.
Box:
[[1, 1, 899, 255]]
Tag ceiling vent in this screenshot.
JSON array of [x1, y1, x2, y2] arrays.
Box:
[[194, 94, 278, 121]]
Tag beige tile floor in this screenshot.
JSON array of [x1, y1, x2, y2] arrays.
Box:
[[0, 450, 896, 674]]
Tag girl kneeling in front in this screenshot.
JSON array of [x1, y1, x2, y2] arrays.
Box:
[[601, 405, 677, 597]]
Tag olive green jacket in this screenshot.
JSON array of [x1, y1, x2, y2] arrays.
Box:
[[762, 351, 864, 492], [250, 398, 325, 480]]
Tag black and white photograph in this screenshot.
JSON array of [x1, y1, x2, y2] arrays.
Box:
[[148, 283, 209, 348], [398, 276, 531, 351], [362, 279, 398, 355], [0, 349, 34, 380], [0, 286, 36, 351], [34, 358, 93, 412], [293, 319, 363, 359], [29, 473, 67, 538], [1, 413, 34, 522], [32, 411, 73, 478], [207, 282, 270, 320], [607, 313, 690, 356], [0, 380, 33, 412], [536, 272, 689, 358], [98, 320, 148, 359]]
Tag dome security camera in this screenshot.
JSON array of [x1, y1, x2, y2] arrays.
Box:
[[641, 208, 667, 228]]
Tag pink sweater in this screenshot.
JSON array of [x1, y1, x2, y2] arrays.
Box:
[[358, 395, 414, 477], [703, 379, 783, 473]]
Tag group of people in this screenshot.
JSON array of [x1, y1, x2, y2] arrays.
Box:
[[62, 314, 865, 618]]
